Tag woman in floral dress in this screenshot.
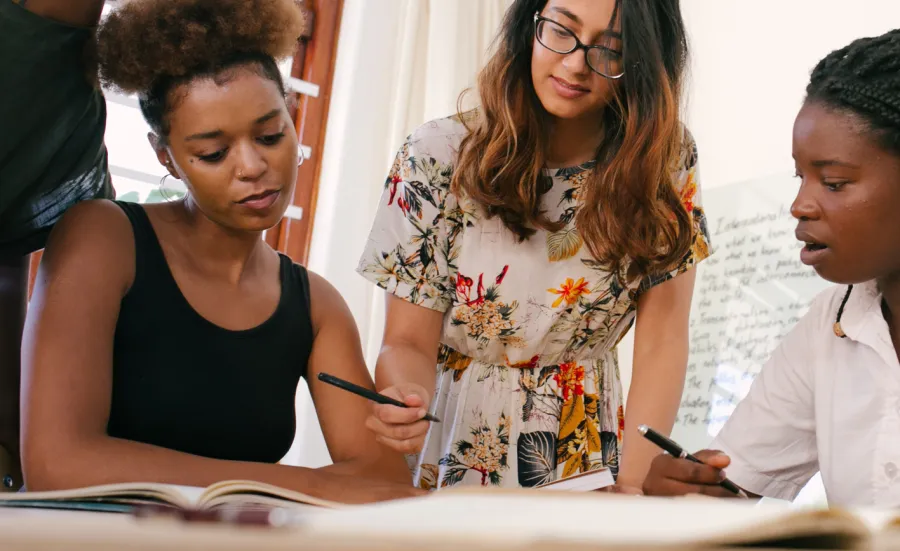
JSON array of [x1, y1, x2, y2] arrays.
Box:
[[359, 0, 711, 492]]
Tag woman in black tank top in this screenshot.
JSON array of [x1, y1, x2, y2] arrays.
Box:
[[19, 0, 419, 505]]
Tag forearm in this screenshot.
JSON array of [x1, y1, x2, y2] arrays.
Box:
[[17, 0, 105, 27], [618, 357, 687, 487], [26, 436, 343, 499], [374, 344, 437, 399], [320, 448, 411, 485]]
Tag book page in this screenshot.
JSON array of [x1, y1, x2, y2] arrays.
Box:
[[304, 492, 868, 548], [198, 480, 340, 509], [0, 482, 201, 509]]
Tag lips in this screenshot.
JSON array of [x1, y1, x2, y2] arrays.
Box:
[[795, 229, 829, 266], [237, 189, 281, 211], [550, 76, 590, 99]]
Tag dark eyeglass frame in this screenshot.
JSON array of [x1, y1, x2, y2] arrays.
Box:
[[533, 12, 625, 80]]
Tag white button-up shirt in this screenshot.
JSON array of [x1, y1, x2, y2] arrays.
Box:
[[711, 280, 900, 507]]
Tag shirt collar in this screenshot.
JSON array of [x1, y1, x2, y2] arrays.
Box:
[[839, 280, 896, 362]]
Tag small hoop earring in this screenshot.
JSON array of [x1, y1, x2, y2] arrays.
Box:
[[298, 146, 306, 167], [160, 173, 170, 187]]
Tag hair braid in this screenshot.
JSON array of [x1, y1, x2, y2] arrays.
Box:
[[806, 28, 900, 154]]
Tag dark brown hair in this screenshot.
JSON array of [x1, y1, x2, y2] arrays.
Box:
[[453, 0, 692, 281], [95, 0, 306, 142]]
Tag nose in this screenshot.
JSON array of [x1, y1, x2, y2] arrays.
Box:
[[234, 140, 267, 181], [790, 179, 820, 221], [562, 47, 590, 75]]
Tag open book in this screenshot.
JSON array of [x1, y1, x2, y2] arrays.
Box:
[[304, 490, 900, 550], [0, 480, 339, 514], [536, 467, 614, 491]]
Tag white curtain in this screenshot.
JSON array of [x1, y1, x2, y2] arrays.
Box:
[[283, 0, 512, 467]]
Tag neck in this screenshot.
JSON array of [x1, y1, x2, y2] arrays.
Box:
[[546, 114, 604, 168], [177, 197, 266, 284]]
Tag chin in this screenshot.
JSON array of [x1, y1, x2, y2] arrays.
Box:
[[812, 264, 871, 286], [536, 92, 603, 121]]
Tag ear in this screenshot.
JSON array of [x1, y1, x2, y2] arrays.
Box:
[[148, 132, 178, 179]]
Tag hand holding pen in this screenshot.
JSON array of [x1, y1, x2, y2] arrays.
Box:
[[639, 425, 749, 499], [316, 373, 437, 455]]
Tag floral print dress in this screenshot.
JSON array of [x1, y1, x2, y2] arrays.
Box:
[[357, 116, 711, 490]]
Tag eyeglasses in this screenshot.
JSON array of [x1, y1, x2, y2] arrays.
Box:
[[533, 13, 624, 79]]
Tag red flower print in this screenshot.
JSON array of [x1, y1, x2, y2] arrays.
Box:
[[680, 173, 697, 213], [387, 175, 401, 206], [455, 273, 485, 306], [456, 273, 474, 302], [496, 265, 509, 285], [554, 362, 585, 401]]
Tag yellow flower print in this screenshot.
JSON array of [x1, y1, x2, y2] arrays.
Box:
[[548, 277, 590, 308]]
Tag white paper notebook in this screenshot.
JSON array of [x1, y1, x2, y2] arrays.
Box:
[[0, 480, 339, 512], [535, 467, 614, 491], [304, 490, 899, 549]]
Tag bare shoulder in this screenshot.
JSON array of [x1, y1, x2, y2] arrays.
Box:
[[39, 199, 135, 294], [305, 270, 356, 335]]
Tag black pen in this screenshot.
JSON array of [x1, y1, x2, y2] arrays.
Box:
[[638, 424, 746, 497], [317, 372, 441, 423]]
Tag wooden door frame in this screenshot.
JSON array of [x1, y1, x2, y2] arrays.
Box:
[[267, 0, 345, 265]]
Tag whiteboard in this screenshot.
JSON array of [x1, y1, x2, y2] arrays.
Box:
[[671, 172, 833, 452]]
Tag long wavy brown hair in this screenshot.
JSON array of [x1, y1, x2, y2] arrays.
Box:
[[453, 0, 692, 282]]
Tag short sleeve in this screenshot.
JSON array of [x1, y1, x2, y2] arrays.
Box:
[[356, 130, 457, 312], [638, 128, 712, 293], [709, 305, 820, 501]]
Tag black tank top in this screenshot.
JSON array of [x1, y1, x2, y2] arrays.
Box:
[[107, 201, 313, 463]]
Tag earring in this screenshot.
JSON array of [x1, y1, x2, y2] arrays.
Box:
[[297, 146, 306, 167], [160, 173, 170, 187]]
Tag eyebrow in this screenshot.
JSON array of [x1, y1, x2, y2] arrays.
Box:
[[184, 109, 282, 142], [549, 6, 581, 25], [548, 6, 622, 39], [811, 159, 861, 169]]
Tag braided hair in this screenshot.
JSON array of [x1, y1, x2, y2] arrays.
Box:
[[806, 28, 900, 155]]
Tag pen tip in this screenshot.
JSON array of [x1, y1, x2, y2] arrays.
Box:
[[637, 424, 648, 434]]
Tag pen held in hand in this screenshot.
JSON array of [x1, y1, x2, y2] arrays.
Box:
[[317, 372, 441, 423], [638, 424, 746, 497]]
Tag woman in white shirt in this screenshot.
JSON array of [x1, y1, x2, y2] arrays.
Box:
[[642, 28, 900, 507]]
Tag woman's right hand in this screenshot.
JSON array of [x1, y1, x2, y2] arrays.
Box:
[[642, 450, 745, 498], [365, 383, 432, 454]]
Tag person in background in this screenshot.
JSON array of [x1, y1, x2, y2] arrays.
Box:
[[19, 0, 419, 504], [642, 28, 900, 508], [0, 0, 115, 490], [359, 0, 711, 492]]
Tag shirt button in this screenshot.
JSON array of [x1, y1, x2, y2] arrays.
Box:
[[886, 463, 897, 479]]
